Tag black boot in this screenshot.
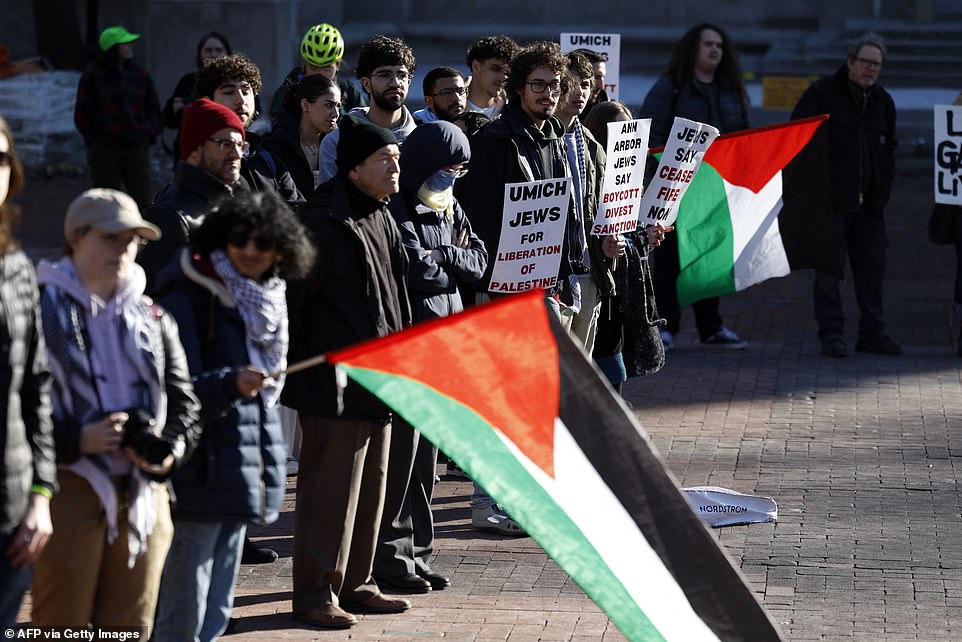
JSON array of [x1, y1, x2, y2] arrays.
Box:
[[241, 536, 277, 564]]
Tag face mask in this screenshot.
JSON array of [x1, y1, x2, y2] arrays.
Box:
[[417, 167, 466, 214], [423, 168, 459, 193]]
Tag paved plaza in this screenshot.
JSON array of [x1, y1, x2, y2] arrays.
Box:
[[14, 155, 962, 640]]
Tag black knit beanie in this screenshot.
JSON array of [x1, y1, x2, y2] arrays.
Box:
[[335, 114, 399, 174]]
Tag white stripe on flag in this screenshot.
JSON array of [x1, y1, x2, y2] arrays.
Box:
[[496, 416, 720, 641], [727, 172, 790, 292]]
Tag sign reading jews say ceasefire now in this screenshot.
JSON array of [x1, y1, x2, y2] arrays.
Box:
[[935, 105, 962, 205], [639, 117, 719, 228], [489, 177, 572, 294], [559, 33, 620, 102], [590, 118, 650, 236]]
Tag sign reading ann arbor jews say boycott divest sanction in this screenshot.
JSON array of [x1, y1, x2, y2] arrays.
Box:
[[639, 117, 719, 227], [590, 118, 650, 236], [935, 105, 962, 205], [489, 177, 572, 294], [559, 33, 620, 102]]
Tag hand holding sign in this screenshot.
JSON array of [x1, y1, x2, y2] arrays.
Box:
[[639, 117, 719, 228], [591, 118, 651, 237]]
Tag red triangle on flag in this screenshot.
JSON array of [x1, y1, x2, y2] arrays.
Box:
[[329, 291, 559, 478]]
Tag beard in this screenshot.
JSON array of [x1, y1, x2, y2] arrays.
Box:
[[372, 89, 405, 112]]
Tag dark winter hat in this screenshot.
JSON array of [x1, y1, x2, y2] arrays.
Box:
[[335, 114, 398, 174], [179, 98, 245, 161]]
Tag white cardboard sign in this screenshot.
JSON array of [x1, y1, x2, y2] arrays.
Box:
[[489, 177, 572, 294], [560, 33, 620, 102], [935, 105, 962, 205], [638, 117, 719, 228], [591, 118, 651, 236]]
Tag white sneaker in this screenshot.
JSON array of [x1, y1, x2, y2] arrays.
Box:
[[286, 458, 299, 476], [471, 503, 526, 536], [701, 326, 747, 350]]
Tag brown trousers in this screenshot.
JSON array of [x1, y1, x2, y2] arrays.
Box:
[[31, 470, 173, 637], [293, 416, 390, 613]]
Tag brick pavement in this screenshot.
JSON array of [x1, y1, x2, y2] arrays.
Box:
[[12, 158, 962, 640]]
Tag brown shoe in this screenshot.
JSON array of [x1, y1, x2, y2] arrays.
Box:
[[295, 603, 357, 629], [341, 592, 411, 614]]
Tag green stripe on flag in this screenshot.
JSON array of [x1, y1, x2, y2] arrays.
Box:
[[675, 163, 737, 308], [340, 364, 665, 642]]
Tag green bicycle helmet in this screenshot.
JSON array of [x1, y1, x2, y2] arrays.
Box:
[[300, 23, 345, 68]]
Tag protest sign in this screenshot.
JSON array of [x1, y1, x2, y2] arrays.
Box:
[[639, 117, 719, 228], [935, 105, 962, 205], [591, 118, 650, 236], [560, 33, 620, 101], [489, 177, 572, 294]]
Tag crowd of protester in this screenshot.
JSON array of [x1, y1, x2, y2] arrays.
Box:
[[0, 17, 904, 637]]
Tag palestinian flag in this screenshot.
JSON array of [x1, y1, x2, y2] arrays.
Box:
[[674, 115, 841, 308], [328, 291, 782, 641]]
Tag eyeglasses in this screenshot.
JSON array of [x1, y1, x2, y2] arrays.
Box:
[[371, 69, 411, 83], [441, 166, 469, 179], [0, 151, 11, 168], [227, 229, 275, 252], [431, 86, 467, 99], [855, 57, 883, 70], [207, 137, 250, 155], [526, 80, 562, 95]]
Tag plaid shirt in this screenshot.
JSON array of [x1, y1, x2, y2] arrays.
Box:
[[74, 60, 161, 148]]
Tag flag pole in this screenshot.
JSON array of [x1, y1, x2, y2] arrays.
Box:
[[270, 353, 328, 379]]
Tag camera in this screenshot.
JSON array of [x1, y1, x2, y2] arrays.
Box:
[[120, 407, 172, 467]]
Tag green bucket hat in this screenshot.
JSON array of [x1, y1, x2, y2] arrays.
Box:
[[99, 26, 140, 52]]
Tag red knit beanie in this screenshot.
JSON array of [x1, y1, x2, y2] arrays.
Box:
[[179, 98, 246, 160]]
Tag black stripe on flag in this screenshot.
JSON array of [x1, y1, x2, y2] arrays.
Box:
[[778, 123, 844, 278], [548, 306, 783, 641]]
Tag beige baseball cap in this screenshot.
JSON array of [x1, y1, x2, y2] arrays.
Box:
[[64, 188, 161, 241]]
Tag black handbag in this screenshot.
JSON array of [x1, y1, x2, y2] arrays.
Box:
[[619, 235, 666, 377], [928, 203, 956, 246]]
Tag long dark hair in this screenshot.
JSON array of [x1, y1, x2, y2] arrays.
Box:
[[282, 74, 338, 114], [195, 32, 233, 69], [0, 114, 25, 254], [668, 23, 746, 100], [192, 191, 316, 280]]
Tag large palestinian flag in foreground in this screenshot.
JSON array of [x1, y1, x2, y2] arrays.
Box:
[[675, 115, 841, 308], [328, 292, 782, 641]]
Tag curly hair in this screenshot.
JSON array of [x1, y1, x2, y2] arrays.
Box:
[[583, 100, 633, 149], [192, 191, 315, 280], [466, 35, 520, 68], [194, 31, 232, 69], [506, 41, 569, 102], [565, 52, 592, 83], [667, 24, 746, 101], [354, 35, 416, 79], [194, 53, 263, 98], [0, 114, 25, 254]]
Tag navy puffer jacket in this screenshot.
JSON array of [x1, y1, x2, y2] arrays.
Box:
[[154, 250, 286, 524], [389, 121, 487, 320]]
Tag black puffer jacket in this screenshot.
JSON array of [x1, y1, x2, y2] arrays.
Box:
[[0, 252, 55, 532], [140, 163, 243, 287], [389, 121, 487, 320], [261, 109, 317, 197], [282, 175, 412, 421], [792, 65, 897, 211]]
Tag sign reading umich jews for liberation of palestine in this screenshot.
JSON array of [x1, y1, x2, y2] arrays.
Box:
[[559, 33, 620, 102], [489, 177, 572, 294], [935, 105, 962, 205], [591, 118, 651, 236], [639, 117, 719, 228]]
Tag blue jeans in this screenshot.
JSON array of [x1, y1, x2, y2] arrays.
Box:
[[152, 519, 246, 642], [0, 529, 32, 627]]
